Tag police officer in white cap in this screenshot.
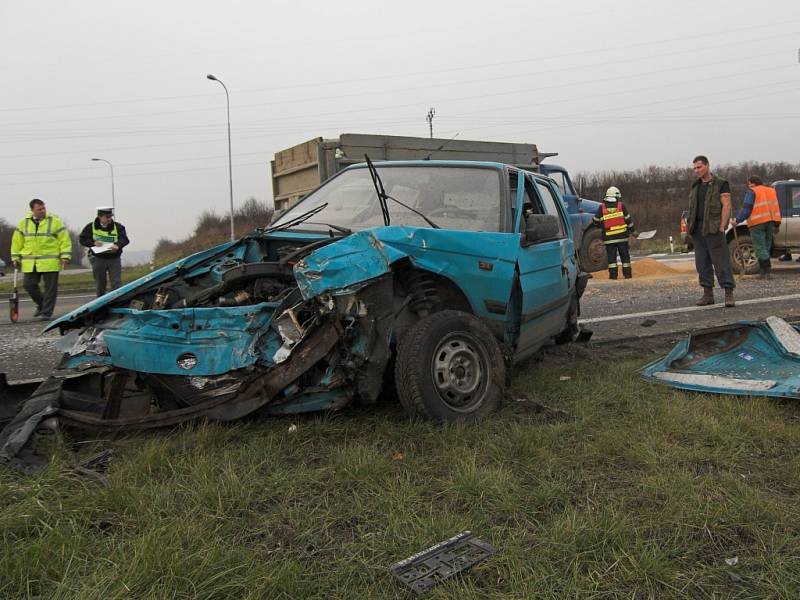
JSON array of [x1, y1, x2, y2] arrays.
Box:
[[79, 206, 130, 297]]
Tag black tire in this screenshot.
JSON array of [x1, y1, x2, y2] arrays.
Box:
[[579, 227, 606, 273], [394, 310, 505, 423], [729, 232, 759, 275]]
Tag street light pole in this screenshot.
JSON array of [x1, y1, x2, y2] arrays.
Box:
[[206, 74, 235, 241], [91, 157, 116, 215]]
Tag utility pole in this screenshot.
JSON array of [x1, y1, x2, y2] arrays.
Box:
[[426, 107, 435, 138]]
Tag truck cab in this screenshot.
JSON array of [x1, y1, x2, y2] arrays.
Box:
[[539, 163, 604, 273]]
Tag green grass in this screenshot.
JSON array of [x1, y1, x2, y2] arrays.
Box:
[[0, 266, 153, 294], [1, 344, 799, 598]]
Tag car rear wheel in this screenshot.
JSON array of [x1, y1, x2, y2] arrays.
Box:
[[395, 310, 505, 422], [729, 232, 759, 275], [579, 227, 606, 272]]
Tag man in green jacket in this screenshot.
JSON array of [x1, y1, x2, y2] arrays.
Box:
[[10, 199, 73, 320], [687, 156, 735, 307]]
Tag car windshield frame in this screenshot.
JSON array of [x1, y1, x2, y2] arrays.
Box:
[[270, 163, 507, 233]]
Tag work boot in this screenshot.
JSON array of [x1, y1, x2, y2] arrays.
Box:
[[724, 289, 735, 308], [695, 287, 714, 306], [608, 269, 618, 280], [33, 305, 42, 317], [622, 266, 632, 279]]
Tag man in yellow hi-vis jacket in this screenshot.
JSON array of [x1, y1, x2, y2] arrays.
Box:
[[10, 199, 72, 320]]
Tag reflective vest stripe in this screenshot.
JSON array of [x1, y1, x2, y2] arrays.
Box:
[[21, 255, 61, 260], [92, 223, 119, 243], [748, 186, 781, 227], [601, 202, 628, 236]]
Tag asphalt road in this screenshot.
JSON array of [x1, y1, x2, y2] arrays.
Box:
[[1, 259, 798, 382]]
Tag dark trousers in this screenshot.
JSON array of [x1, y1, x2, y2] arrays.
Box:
[[23, 269, 59, 316], [693, 231, 735, 289], [606, 242, 631, 279], [91, 256, 122, 297]]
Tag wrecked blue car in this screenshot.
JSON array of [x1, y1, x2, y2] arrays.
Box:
[[0, 161, 587, 458]]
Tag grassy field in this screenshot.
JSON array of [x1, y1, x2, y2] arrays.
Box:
[[0, 266, 153, 295], [1, 342, 799, 598]]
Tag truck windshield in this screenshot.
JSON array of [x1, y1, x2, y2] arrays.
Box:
[[271, 165, 503, 232]]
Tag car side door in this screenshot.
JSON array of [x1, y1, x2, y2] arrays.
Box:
[[514, 173, 572, 354], [780, 183, 800, 248]]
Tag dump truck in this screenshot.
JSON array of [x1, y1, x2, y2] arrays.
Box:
[[270, 134, 605, 272]]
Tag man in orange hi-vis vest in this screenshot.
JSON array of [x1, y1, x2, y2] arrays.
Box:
[[734, 175, 781, 279]]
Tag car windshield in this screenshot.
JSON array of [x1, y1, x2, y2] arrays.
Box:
[[271, 165, 503, 232]]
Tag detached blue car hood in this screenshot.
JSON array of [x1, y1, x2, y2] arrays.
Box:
[[641, 317, 800, 399]]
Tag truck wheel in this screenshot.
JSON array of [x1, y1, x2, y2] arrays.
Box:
[[729, 232, 759, 275], [395, 310, 505, 422], [579, 227, 606, 272]]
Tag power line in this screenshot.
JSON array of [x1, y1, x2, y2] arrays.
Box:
[[1, 50, 791, 146], [1, 17, 797, 114], [3, 33, 795, 131]]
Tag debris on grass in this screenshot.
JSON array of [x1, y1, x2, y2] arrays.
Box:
[[69, 449, 113, 487], [511, 397, 570, 423], [389, 531, 497, 596]]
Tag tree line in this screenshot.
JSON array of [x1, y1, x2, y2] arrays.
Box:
[[153, 197, 274, 264], [576, 161, 799, 236]]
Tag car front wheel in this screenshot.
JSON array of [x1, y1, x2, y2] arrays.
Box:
[[395, 310, 505, 422]]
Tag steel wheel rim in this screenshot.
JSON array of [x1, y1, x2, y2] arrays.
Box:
[[431, 332, 488, 412], [735, 243, 757, 270]]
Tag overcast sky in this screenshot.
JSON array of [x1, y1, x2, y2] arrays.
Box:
[[1, 0, 798, 252]]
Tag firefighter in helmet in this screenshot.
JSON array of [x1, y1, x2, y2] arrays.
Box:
[[592, 186, 636, 279]]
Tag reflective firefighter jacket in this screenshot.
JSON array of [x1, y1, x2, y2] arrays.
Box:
[[592, 199, 635, 244], [10, 211, 72, 273]]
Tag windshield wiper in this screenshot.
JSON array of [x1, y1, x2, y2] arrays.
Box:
[[265, 203, 328, 234], [301, 222, 352, 235], [364, 155, 440, 229], [365, 155, 391, 226]]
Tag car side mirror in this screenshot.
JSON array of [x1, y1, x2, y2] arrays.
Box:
[[524, 214, 560, 244]]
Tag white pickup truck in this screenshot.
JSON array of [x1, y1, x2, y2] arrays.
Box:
[[727, 179, 800, 274]]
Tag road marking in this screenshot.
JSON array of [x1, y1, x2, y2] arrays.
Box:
[[580, 293, 800, 324], [15, 294, 96, 303]]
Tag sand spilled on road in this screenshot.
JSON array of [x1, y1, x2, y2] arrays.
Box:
[[593, 258, 681, 280]]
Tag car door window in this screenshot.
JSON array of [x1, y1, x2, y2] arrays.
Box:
[[792, 187, 800, 211], [519, 177, 545, 232], [534, 179, 567, 238]]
